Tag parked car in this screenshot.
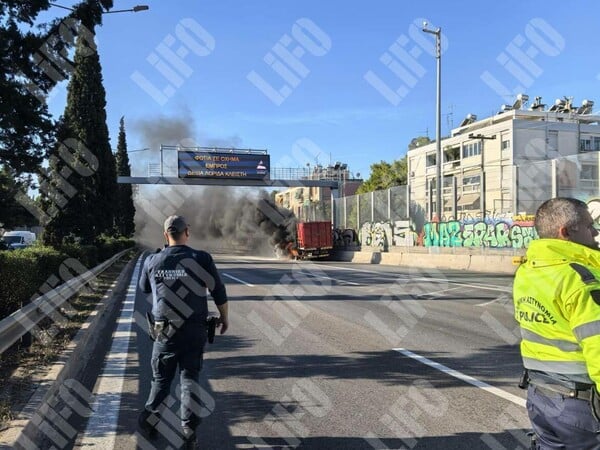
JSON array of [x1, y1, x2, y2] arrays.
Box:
[[0, 231, 37, 250]]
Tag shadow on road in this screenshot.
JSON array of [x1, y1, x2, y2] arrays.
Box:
[[226, 429, 531, 450], [204, 346, 521, 388]]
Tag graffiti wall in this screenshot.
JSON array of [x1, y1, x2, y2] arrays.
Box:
[[360, 220, 417, 249], [333, 228, 359, 248], [423, 217, 537, 249], [348, 198, 600, 250]]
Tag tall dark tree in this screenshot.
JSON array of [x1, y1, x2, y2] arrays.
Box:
[[0, 1, 55, 178], [0, 167, 38, 229], [115, 117, 135, 237], [1, 1, 117, 237], [43, 21, 116, 244], [1, 0, 114, 178]]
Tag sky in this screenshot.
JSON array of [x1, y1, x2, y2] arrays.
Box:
[[38, 0, 600, 181]]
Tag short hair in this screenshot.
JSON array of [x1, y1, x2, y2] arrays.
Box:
[[534, 197, 589, 238], [166, 229, 185, 240]]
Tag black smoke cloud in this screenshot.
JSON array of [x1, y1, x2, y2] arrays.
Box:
[[134, 186, 296, 256], [129, 111, 242, 177], [128, 112, 296, 255]]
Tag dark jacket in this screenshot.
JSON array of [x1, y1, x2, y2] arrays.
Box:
[[139, 245, 227, 322]]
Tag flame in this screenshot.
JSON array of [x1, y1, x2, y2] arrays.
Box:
[[274, 241, 296, 259]]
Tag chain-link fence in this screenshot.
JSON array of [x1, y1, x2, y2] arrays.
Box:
[[331, 153, 600, 248]]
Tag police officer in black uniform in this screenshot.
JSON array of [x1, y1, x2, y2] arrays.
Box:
[[138, 215, 228, 447]]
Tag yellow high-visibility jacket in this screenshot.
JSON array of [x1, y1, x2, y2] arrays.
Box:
[[514, 238, 600, 388]]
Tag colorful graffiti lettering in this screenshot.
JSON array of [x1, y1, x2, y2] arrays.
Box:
[[423, 219, 538, 249], [342, 199, 600, 250]]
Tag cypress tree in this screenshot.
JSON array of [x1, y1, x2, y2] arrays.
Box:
[[43, 14, 116, 244], [115, 116, 135, 237]]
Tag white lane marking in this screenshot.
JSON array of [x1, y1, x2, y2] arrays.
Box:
[[306, 273, 361, 286], [223, 273, 255, 287], [393, 348, 526, 408], [476, 297, 510, 307], [80, 256, 142, 446], [421, 285, 465, 298], [228, 267, 359, 288], [322, 264, 512, 293]]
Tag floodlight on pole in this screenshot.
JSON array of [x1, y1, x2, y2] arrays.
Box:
[[422, 22, 442, 221], [104, 5, 149, 13], [49, 3, 149, 13]]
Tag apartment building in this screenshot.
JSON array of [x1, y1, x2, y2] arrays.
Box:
[[407, 95, 600, 219], [274, 163, 361, 221]]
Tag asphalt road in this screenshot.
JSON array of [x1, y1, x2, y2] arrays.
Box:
[[74, 253, 529, 450]]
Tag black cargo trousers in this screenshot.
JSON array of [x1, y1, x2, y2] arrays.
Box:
[[144, 319, 207, 430]]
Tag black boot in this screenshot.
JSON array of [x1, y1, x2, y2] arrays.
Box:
[[137, 409, 159, 440]]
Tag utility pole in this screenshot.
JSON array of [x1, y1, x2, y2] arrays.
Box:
[[422, 22, 442, 221]]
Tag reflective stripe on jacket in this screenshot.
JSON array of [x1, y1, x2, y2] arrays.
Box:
[[513, 238, 600, 388]]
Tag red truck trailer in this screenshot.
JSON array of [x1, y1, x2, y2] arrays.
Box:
[[293, 221, 333, 259]]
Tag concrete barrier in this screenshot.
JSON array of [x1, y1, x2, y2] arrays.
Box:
[[332, 249, 519, 274], [351, 251, 375, 264], [380, 252, 402, 265], [469, 254, 517, 274]]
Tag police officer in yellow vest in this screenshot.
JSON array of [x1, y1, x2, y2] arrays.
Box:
[[514, 197, 600, 449]]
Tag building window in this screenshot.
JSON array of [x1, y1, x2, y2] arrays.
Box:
[[501, 139, 510, 150], [444, 146, 460, 162], [595, 137, 600, 151], [426, 153, 436, 167], [581, 164, 598, 189], [581, 138, 592, 152], [443, 175, 453, 195], [462, 141, 481, 158], [462, 175, 481, 192]]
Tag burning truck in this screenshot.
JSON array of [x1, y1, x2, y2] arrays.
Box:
[[276, 221, 333, 260]]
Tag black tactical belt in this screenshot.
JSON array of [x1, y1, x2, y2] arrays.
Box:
[[532, 383, 592, 401]]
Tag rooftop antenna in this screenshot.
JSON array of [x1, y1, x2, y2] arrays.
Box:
[[529, 96, 546, 111]]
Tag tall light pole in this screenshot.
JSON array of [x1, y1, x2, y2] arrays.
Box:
[[422, 22, 442, 221]]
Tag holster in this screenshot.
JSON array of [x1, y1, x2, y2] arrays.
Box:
[[591, 386, 600, 422], [518, 369, 530, 390], [146, 313, 176, 342]]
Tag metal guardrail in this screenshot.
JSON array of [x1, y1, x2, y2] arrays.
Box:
[[0, 248, 131, 355]]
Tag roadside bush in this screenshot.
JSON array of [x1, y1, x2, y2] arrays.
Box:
[[58, 243, 99, 268], [0, 246, 67, 320], [0, 238, 135, 321], [95, 235, 135, 262]]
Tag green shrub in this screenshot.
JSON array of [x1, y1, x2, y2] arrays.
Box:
[[0, 238, 135, 321], [0, 246, 67, 320], [95, 235, 135, 262], [58, 243, 99, 268]]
